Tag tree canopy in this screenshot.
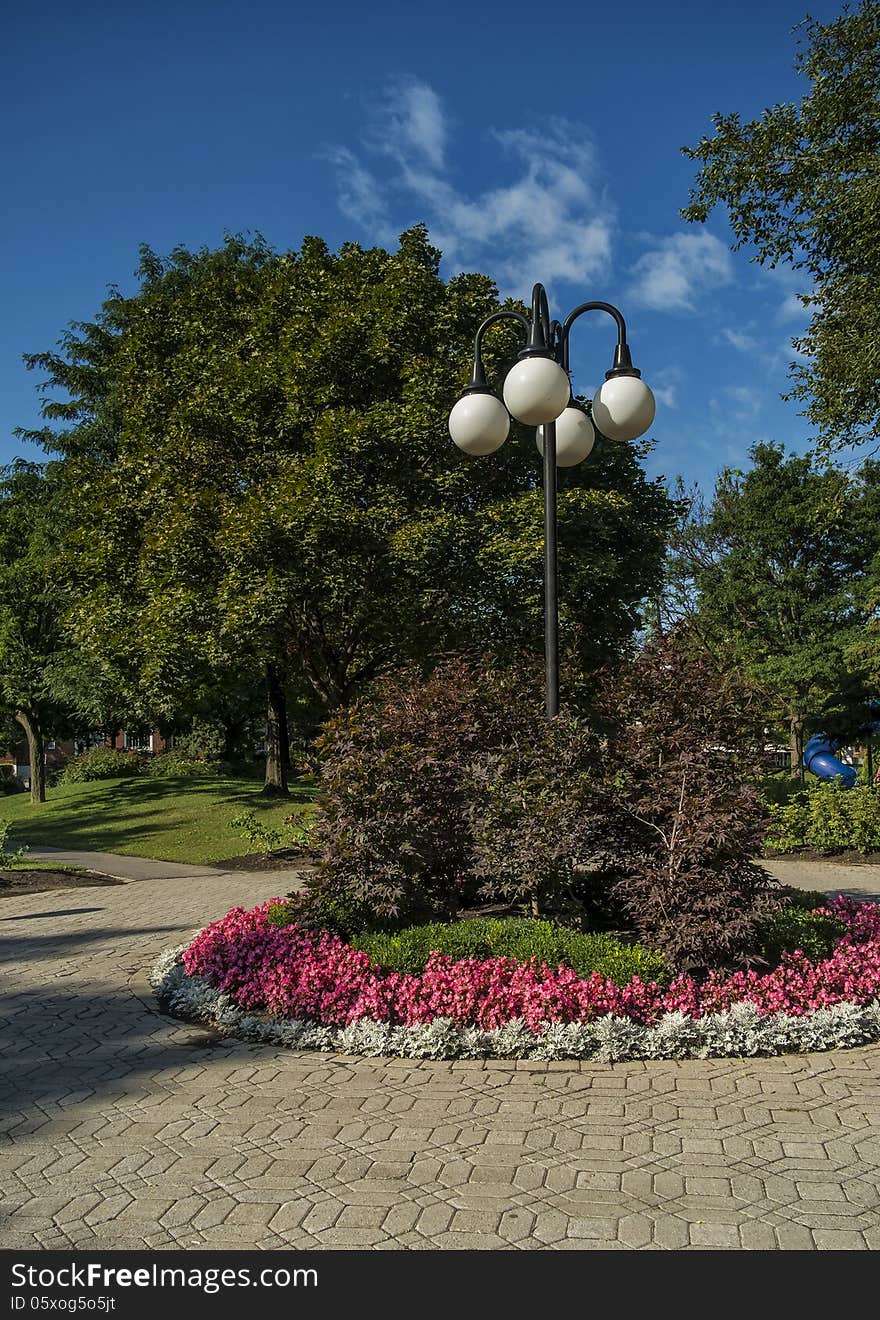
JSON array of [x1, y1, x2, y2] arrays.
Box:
[[0, 463, 83, 800], [681, 0, 880, 451], [665, 442, 880, 773], [20, 226, 675, 788]]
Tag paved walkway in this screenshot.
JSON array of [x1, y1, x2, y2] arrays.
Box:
[[2, 859, 880, 1251]]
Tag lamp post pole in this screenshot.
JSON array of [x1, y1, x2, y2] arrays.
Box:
[[448, 283, 655, 717]]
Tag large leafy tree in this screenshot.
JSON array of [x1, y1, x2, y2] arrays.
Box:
[[665, 442, 880, 774], [0, 463, 82, 802], [22, 227, 674, 791], [681, 0, 880, 451]]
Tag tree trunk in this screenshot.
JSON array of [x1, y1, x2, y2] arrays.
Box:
[[789, 713, 805, 783], [222, 719, 242, 763], [263, 663, 290, 796], [15, 709, 46, 804]]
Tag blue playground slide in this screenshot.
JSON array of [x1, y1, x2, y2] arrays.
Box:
[[802, 734, 858, 787], [803, 708, 880, 787]]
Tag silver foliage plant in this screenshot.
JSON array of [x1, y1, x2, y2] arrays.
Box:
[[150, 946, 880, 1063]]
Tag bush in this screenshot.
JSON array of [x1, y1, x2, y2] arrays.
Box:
[[465, 716, 609, 917], [228, 810, 283, 854], [266, 892, 369, 939], [755, 906, 845, 966], [308, 659, 605, 929], [0, 818, 27, 869], [765, 782, 880, 853], [172, 718, 226, 762], [58, 747, 145, 783], [308, 638, 781, 967], [145, 751, 221, 778], [596, 634, 780, 973], [352, 917, 668, 987], [775, 885, 831, 912], [0, 768, 23, 795]]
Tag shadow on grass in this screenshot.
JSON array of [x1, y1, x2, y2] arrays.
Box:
[[4, 776, 315, 860]]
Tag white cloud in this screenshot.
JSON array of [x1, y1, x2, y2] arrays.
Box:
[[759, 263, 814, 324], [779, 291, 809, 322], [626, 231, 733, 312], [373, 79, 448, 170], [710, 384, 764, 423], [650, 365, 682, 410], [325, 82, 616, 298], [321, 146, 394, 241], [720, 327, 758, 353]]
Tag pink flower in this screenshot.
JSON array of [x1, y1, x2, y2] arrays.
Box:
[[181, 896, 880, 1030]]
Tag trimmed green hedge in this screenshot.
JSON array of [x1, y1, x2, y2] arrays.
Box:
[[351, 917, 668, 988], [754, 906, 845, 966]]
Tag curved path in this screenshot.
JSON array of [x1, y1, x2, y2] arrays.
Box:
[[2, 858, 880, 1251]]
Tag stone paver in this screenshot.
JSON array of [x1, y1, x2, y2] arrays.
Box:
[[2, 861, 880, 1249]]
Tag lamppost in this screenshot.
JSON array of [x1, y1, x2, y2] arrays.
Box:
[[447, 283, 655, 717]]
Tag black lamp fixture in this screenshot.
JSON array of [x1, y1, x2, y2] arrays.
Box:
[[447, 283, 655, 717]]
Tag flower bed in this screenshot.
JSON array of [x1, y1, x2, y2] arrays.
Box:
[[150, 897, 880, 1062]]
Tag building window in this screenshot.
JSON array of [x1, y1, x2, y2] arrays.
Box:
[[124, 731, 154, 753]]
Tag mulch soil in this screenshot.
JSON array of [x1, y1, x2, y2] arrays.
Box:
[[0, 869, 125, 899], [210, 849, 317, 872]]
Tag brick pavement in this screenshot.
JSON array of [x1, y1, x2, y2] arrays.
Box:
[[2, 869, 880, 1250]]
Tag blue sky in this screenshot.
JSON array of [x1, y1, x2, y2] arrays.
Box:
[[2, 0, 844, 492]]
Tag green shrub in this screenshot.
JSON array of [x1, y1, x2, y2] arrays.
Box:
[[268, 892, 371, 940], [172, 717, 226, 762], [766, 782, 880, 853], [757, 775, 803, 807], [59, 747, 145, 783], [352, 917, 668, 988], [774, 885, 830, 912], [144, 751, 221, 778], [228, 809, 283, 854], [266, 899, 298, 927], [0, 818, 27, 869], [0, 768, 24, 796], [755, 906, 845, 966]]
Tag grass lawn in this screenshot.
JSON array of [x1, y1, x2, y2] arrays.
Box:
[[0, 775, 313, 865]]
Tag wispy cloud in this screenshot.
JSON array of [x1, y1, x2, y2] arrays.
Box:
[[371, 79, 448, 171], [719, 327, 758, 353], [626, 232, 733, 312], [779, 291, 809, 322], [710, 384, 764, 424], [323, 146, 395, 242], [324, 80, 616, 298], [650, 365, 682, 410], [759, 263, 814, 324]]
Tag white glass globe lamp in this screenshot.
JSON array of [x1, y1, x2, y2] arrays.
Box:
[[448, 391, 510, 455], [502, 355, 571, 426], [535, 407, 596, 467], [591, 375, 655, 442]]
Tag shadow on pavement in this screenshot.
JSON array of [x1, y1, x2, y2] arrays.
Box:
[[1, 924, 184, 962], [0, 907, 107, 921]]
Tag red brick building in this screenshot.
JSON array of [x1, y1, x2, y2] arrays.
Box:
[[0, 729, 169, 787]]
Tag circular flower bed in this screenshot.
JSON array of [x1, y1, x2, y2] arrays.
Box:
[[150, 897, 880, 1062]]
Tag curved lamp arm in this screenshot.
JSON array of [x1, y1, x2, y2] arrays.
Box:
[[467, 309, 530, 390], [561, 300, 640, 378]]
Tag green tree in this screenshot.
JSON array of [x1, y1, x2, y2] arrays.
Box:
[[22, 228, 674, 792], [0, 463, 75, 802], [681, 0, 880, 451], [666, 443, 879, 776]]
